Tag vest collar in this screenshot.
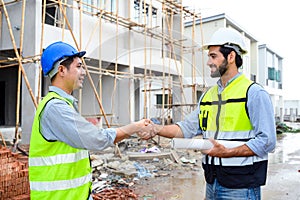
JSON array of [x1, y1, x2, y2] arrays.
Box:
[[49, 86, 76, 104]]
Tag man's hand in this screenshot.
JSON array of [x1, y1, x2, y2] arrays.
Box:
[[201, 138, 228, 157], [136, 119, 164, 140], [201, 138, 255, 158], [115, 119, 161, 143], [136, 119, 156, 140], [136, 119, 154, 139]]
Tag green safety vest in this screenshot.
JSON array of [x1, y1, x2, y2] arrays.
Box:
[[29, 92, 92, 200], [199, 74, 268, 188]]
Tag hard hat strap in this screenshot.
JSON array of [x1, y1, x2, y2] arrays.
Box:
[[223, 44, 242, 56], [48, 57, 69, 79]]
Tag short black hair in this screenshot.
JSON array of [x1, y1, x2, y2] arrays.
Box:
[[219, 46, 243, 68], [60, 56, 76, 70]]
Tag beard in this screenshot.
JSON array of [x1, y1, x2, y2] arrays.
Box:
[[210, 59, 228, 78]]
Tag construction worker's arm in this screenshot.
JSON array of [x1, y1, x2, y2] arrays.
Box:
[[156, 124, 184, 138]]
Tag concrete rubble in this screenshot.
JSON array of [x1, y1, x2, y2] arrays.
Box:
[[90, 137, 201, 199]]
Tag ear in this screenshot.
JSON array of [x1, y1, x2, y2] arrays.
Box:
[[227, 51, 236, 64], [57, 65, 66, 76]]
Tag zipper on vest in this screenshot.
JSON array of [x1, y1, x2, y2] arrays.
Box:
[[214, 94, 222, 139]]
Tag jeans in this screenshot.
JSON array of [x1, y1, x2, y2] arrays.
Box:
[[206, 179, 261, 200]]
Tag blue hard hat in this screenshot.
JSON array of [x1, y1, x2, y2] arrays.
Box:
[[41, 41, 86, 76]]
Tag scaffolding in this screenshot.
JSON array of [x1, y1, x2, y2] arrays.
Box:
[[0, 0, 206, 148]]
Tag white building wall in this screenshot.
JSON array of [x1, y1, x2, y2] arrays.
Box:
[[258, 44, 284, 121], [284, 100, 300, 122]]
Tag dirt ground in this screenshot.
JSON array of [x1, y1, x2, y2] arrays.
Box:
[[89, 126, 300, 200], [128, 125, 300, 200]]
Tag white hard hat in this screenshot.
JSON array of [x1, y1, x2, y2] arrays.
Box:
[[203, 28, 248, 55]]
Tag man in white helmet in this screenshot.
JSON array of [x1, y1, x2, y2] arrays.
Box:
[[140, 28, 276, 199]]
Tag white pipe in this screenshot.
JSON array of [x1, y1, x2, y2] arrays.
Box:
[[171, 138, 245, 150], [171, 138, 213, 150]]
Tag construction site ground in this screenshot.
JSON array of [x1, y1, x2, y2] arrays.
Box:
[[89, 122, 300, 200], [1, 122, 300, 200], [131, 133, 300, 200]]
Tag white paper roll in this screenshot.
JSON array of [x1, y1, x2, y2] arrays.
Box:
[[171, 138, 245, 150], [171, 138, 213, 150]]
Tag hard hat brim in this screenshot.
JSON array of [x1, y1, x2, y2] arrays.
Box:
[[67, 51, 86, 58]]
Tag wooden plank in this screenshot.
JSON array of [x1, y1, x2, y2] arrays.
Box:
[[170, 149, 182, 164], [127, 152, 172, 160]]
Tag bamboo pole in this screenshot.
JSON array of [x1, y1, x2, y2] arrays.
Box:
[[179, 0, 184, 120], [143, 0, 147, 119], [19, 0, 26, 56], [0, 0, 17, 6], [12, 0, 26, 151], [168, 9, 173, 119], [99, 3, 103, 104], [112, 0, 122, 157], [14, 55, 22, 151], [192, 11, 196, 104], [62, 0, 67, 39], [128, 0, 132, 122], [160, 0, 166, 144], [148, 0, 153, 122], [14, 0, 23, 150], [84, 18, 100, 51], [0, 54, 39, 64], [0, 132, 7, 148], [0, 63, 19, 68], [78, 0, 83, 113], [38, 0, 47, 104], [79, 0, 82, 51], [111, 0, 119, 125], [200, 16, 206, 89], [164, 4, 186, 106]]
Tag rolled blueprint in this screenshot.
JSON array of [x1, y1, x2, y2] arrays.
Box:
[[171, 138, 246, 150], [171, 138, 213, 150]]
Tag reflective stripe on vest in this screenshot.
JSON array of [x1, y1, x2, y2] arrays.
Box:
[[204, 130, 255, 140], [29, 92, 91, 199], [30, 173, 92, 191], [29, 150, 89, 166]]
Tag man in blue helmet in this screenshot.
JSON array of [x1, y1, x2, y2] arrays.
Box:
[[29, 41, 153, 200]]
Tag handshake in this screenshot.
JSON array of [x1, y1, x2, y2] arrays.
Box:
[[135, 119, 162, 140], [119, 119, 163, 140]]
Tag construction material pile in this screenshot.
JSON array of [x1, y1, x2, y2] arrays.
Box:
[[0, 145, 29, 200], [92, 187, 138, 200], [88, 138, 194, 200]]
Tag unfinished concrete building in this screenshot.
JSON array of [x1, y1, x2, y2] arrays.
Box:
[[0, 1, 283, 146], [0, 0, 206, 145]]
